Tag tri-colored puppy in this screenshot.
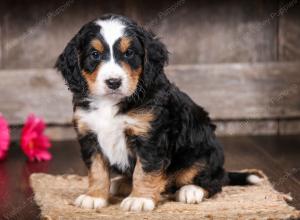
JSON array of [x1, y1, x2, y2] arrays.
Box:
[[56, 14, 263, 212]]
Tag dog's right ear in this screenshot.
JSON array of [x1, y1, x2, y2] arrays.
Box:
[[55, 34, 86, 95]]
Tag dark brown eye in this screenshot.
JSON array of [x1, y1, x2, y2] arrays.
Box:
[[90, 51, 101, 61], [124, 49, 134, 59]]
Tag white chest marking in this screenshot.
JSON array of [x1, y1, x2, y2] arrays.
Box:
[[76, 99, 132, 171]]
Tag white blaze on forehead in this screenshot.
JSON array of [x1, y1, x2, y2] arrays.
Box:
[[95, 19, 125, 53], [93, 18, 131, 97]]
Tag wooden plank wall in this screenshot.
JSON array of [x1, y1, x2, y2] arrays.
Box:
[[279, 0, 300, 61], [1, 0, 280, 68], [0, 0, 300, 138]]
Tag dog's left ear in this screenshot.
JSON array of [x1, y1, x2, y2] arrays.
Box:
[[137, 27, 169, 86], [144, 34, 168, 70]]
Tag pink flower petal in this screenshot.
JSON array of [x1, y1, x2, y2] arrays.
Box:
[[0, 114, 10, 161], [36, 151, 52, 161], [20, 114, 52, 162]]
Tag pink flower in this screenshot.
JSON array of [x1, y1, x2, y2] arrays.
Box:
[[20, 114, 52, 162], [0, 114, 10, 161]]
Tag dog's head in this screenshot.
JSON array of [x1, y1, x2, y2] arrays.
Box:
[[56, 14, 168, 100]]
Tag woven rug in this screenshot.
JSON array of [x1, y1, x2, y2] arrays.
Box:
[[30, 172, 300, 220]]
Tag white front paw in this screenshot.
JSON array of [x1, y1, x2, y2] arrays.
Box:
[[120, 196, 155, 212], [74, 194, 108, 209], [176, 185, 205, 204]]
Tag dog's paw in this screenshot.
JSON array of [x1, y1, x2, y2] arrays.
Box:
[[74, 194, 108, 209], [176, 185, 205, 204], [120, 196, 155, 212]]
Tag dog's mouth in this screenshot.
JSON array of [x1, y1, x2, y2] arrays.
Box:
[[104, 90, 124, 98]]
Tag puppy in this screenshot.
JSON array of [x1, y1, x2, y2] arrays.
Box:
[[56, 14, 263, 212]]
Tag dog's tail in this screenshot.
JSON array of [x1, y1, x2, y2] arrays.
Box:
[[225, 169, 265, 186]]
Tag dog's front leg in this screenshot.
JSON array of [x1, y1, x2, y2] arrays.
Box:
[[74, 133, 110, 209], [120, 158, 166, 212]]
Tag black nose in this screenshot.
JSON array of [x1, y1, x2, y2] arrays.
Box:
[[105, 78, 122, 90]]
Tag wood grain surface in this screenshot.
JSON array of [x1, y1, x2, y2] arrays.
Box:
[[1, 0, 280, 68], [1, 62, 299, 125], [279, 0, 300, 61]]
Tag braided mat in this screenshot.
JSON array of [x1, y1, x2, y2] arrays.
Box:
[[30, 173, 300, 220]]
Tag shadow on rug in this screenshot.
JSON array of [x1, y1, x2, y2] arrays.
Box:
[[30, 172, 300, 220]]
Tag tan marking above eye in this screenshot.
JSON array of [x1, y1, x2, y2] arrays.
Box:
[[120, 37, 132, 53], [91, 39, 104, 53]]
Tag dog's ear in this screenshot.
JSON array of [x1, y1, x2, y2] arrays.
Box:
[[137, 28, 169, 87], [55, 34, 86, 95], [144, 34, 168, 70]]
